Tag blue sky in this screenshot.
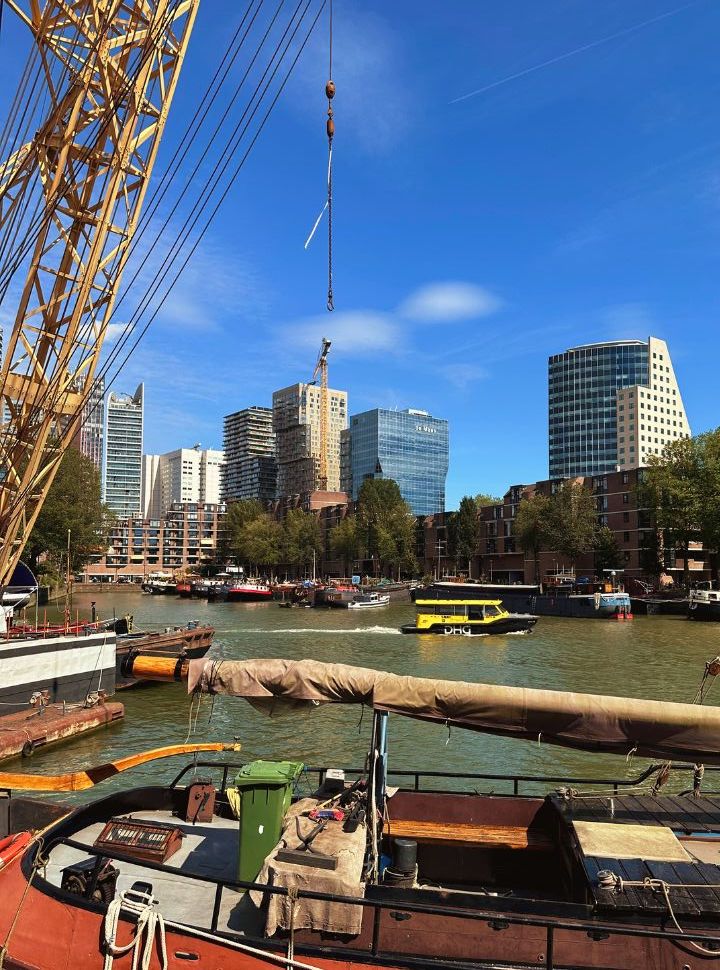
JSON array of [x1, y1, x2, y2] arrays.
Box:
[[1, 0, 719, 507]]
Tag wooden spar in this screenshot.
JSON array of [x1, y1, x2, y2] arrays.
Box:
[[123, 655, 191, 683], [0, 742, 241, 792]]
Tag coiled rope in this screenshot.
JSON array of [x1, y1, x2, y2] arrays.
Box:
[[103, 888, 168, 970]]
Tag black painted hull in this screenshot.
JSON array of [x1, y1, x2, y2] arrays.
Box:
[[688, 601, 720, 621], [418, 584, 630, 618]]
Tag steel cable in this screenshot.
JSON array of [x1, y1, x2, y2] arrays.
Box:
[[0, 2, 325, 542]]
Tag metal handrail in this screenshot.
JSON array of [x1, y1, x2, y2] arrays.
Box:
[[169, 759, 717, 797], [41, 834, 720, 970]]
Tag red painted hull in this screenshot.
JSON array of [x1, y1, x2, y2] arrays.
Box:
[[0, 852, 397, 970], [0, 841, 714, 970], [0, 702, 123, 760], [226, 585, 272, 602]]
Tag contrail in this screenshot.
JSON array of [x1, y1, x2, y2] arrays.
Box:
[[451, 0, 704, 104]]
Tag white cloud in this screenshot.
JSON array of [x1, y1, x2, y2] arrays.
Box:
[[438, 363, 489, 390], [280, 310, 401, 357], [114, 216, 267, 335], [399, 282, 502, 323], [104, 322, 130, 343]]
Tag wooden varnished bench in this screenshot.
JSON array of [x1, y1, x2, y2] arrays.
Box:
[[384, 819, 553, 851]]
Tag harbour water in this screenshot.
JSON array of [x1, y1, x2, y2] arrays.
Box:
[[13, 591, 720, 801]]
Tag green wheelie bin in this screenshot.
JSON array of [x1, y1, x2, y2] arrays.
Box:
[[233, 760, 304, 882]]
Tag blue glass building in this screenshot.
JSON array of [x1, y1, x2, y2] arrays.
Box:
[[343, 408, 449, 515], [548, 340, 649, 478]]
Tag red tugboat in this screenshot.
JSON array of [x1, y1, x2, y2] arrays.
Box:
[[3, 657, 720, 970], [226, 580, 273, 602]]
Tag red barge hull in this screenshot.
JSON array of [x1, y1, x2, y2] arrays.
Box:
[[0, 841, 711, 970], [0, 701, 123, 761]]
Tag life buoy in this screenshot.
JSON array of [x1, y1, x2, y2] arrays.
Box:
[[462, 626, 472, 635], [0, 831, 32, 871]]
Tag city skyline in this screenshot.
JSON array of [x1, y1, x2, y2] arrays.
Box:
[[1, 2, 718, 507]]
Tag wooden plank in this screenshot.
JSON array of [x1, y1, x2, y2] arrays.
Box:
[[673, 862, 720, 915], [645, 861, 702, 916], [652, 795, 691, 830], [382, 819, 553, 850], [618, 857, 667, 913], [665, 795, 716, 832], [622, 795, 666, 828], [614, 857, 657, 913], [698, 795, 720, 824], [583, 856, 650, 913]]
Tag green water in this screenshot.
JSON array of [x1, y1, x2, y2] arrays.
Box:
[[12, 591, 720, 803]]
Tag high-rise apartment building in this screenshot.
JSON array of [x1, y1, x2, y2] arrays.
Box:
[[222, 406, 276, 502], [342, 408, 449, 515], [73, 376, 105, 468], [103, 383, 144, 517], [142, 446, 225, 518], [548, 337, 690, 478], [273, 383, 347, 497]]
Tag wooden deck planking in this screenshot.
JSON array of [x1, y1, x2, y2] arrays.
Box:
[[644, 861, 702, 916]]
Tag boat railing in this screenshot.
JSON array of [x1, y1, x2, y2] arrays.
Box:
[[169, 759, 720, 797], [41, 832, 720, 970]]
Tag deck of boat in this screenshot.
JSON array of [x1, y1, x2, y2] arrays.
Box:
[[46, 810, 265, 935]]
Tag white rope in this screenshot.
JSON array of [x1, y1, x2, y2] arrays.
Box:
[[303, 144, 333, 250], [103, 888, 168, 970]]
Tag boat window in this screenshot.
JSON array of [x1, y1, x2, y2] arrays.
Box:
[[485, 605, 500, 617]]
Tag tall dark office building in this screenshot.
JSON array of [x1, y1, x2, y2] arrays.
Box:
[[343, 408, 449, 515], [222, 406, 276, 502]]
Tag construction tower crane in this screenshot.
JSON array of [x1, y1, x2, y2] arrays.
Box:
[[0, 0, 198, 585], [310, 336, 331, 491]]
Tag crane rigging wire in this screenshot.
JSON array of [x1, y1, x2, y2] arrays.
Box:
[[325, 0, 334, 311], [0, 1, 152, 296], [95, 0, 323, 387], [0, 3, 182, 477], [0, 0, 257, 467], [98, 0, 288, 332], [98, 0, 328, 396], [0, 5, 95, 281], [0, 0, 327, 533]]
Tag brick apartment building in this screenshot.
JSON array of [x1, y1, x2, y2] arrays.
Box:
[[420, 470, 709, 586], [84, 502, 226, 581]]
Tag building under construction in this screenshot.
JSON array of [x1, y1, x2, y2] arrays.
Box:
[[272, 338, 348, 501], [273, 381, 347, 497]]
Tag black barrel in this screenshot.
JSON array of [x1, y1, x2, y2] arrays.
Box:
[[392, 838, 417, 874]]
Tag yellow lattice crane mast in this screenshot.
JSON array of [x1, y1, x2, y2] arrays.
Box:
[[311, 336, 331, 490], [0, 0, 199, 585]]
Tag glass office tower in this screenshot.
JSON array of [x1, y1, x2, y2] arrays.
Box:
[[345, 408, 449, 515], [102, 383, 144, 517], [548, 340, 649, 478]]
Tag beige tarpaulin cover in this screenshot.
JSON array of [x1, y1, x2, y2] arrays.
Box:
[[187, 657, 720, 764], [572, 822, 691, 862]]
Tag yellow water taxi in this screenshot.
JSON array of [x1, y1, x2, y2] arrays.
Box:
[[401, 598, 538, 636]]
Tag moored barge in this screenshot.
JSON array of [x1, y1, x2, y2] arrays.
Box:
[[2, 657, 720, 969]]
